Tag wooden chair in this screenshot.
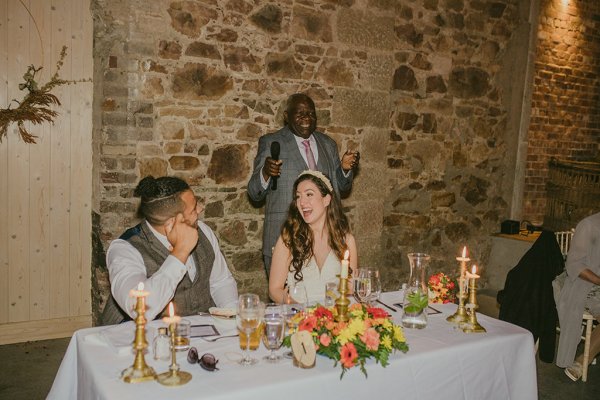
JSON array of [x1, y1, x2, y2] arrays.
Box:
[[580, 311, 596, 382], [555, 229, 575, 260], [552, 228, 597, 382]]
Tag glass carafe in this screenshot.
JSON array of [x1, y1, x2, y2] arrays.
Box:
[[401, 253, 430, 329]]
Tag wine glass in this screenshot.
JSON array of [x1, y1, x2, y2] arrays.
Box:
[[262, 304, 285, 363], [354, 268, 373, 304], [236, 293, 262, 366], [286, 283, 308, 306], [365, 268, 381, 305]]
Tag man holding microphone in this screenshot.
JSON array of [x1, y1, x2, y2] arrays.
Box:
[[248, 93, 360, 275]]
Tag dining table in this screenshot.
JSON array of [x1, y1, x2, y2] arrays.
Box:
[[47, 291, 538, 400]]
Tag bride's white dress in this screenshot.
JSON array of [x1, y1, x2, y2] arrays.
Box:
[[287, 251, 341, 303]]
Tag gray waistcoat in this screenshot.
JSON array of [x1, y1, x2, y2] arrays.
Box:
[[100, 222, 215, 325]]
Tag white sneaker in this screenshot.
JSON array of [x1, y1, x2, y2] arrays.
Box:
[[564, 362, 582, 382]]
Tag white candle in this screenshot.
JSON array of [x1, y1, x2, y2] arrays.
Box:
[[162, 302, 181, 325], [129, 281, 149, 297], [341, 250, 350, 279], [465, 265, 480, 280]]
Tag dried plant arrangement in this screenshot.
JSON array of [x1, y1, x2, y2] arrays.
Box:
[[0, 46, 89, 144]]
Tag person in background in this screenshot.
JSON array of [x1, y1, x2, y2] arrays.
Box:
[[556, 212, 600, 381], [268, 171, 358, 304], [248, 93, 359, 276], [101, 176, 238, 325]]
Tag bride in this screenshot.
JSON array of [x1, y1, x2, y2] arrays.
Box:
[[269, 170, 358, 304]]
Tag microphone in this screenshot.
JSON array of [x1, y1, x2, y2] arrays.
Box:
[[270, 141, 280, 191]]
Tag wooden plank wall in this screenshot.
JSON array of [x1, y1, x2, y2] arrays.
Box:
[[0, 0, 93, 344]]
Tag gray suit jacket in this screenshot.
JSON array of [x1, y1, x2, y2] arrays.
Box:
[[248, 126, 353, 258]]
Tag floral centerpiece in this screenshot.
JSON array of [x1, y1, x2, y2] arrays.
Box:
[[428, 272, 458, 304], [283, 303, 409, 378]]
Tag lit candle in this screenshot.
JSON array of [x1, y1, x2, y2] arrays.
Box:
[[465, 265, 480, 280], [456, 247, 471, 295], [130, 281, 149, 297], [340, 250, 350, 279], [162, 302, 181, 325]]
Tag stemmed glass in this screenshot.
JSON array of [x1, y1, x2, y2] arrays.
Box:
[[286, 283, 308, 306], [366, 268, 382, 305], [236, 293, 263, 366], [262, 303, 285, 363], [281, 284, 307, 359], [354, 268, 381, 305], [354, 268, 372, 304]]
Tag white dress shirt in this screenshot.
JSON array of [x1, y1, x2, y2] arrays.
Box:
[[107, 220, 238, 320]]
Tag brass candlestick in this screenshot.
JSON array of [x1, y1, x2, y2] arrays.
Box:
[[447, 255, 470, 324], [446, 285, 469, 324], [157, 322, 192, 386], [335, 275, 350, 322], [460, 277, 486, 333], [122, 292, 156, 383]]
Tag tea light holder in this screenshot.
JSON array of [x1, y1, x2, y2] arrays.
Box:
[[122, 284, 157, 383], [157, 304, 191, 386], [460, 273, 486, 333]]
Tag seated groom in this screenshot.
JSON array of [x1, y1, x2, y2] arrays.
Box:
[[101, 176, 238, 325]]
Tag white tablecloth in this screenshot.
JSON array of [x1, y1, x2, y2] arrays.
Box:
[[48, 292, 537, 400]]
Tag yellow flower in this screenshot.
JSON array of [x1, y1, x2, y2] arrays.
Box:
[[381, 319, 392, 330], [381, 335, 392, 350], [393, 325, 405, 342], [337, 317, 366, 345]]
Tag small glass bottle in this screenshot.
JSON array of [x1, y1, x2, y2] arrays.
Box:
[[153, 327, 170, 361]]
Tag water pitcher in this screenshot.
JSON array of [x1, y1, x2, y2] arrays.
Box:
[[401, 253, 430, 329]]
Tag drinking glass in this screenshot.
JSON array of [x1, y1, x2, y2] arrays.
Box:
[[365, 268, 382, 305], [285, 283, 308, 306], [262, 304, 285, 363], [282, 301, 304, 359], [354, 268, 373, 304], [236, 293, 262, 366], [324, 281, 339, 307]]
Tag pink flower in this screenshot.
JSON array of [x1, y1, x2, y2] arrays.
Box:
[[360, 327, 380, 351], [340, 342, 358, 368], [319, 333, 331, 347]]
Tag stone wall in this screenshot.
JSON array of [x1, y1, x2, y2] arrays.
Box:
[[91, 0, 535, 322], [522, 0, 600, 223]]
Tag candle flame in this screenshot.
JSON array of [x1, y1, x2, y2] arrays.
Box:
[[471, 265, 477, 274], [168, 302, 174, 317], [462, 246, 467, 258], [343, 250, 349, 260], [137, 282, 144, 291]]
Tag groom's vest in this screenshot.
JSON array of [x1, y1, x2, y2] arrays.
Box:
[[100, 222, 215, 325]]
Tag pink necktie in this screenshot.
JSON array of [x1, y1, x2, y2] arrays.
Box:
[[302, 139, 317, 170]]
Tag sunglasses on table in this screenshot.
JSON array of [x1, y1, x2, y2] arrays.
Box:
[[187, 347, 219, 371]]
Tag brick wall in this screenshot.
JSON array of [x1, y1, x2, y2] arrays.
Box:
[[523, 0, 600, 223]]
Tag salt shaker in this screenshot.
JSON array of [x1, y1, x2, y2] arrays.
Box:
[[153, 327, 170, 361]]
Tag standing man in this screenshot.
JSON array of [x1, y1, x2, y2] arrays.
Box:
[[248, 93, 360, 275], [101, 176, 238, 325]]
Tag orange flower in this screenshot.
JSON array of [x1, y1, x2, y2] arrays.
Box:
[[298, 315, 317, 332], [340, 342, 358, 368]]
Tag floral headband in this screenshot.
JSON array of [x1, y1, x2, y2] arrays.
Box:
[[298, 170, 333, 192]]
